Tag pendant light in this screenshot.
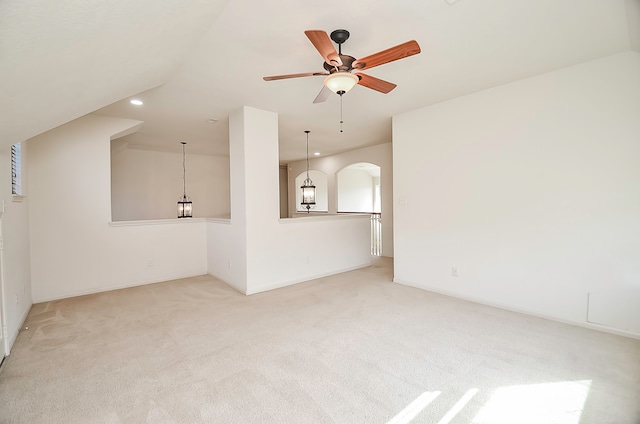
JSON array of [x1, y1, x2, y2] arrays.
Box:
[[177, 141, 193, 218], [300, 130, 316, 213]]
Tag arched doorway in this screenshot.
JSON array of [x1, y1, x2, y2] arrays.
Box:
[[337, 162, 382, 255]]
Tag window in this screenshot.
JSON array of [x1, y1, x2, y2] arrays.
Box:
[[11, 143, 22, 196]]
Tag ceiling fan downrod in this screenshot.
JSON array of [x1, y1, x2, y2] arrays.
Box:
[[330, 29, 350, 56]]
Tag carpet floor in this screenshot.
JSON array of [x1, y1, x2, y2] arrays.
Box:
[[1, 258, 639, 423]]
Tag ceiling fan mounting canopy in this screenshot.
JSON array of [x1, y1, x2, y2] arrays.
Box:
[[263, 28, 421, 103], [330, 29, 350, 48]]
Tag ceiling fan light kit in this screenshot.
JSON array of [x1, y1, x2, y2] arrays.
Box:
[[324, 72, 359, 94]]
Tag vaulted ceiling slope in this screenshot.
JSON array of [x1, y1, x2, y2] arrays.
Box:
[[0, 0, 230, 147], [1, 0, 638, 159]]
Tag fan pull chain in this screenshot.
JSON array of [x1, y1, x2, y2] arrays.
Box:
[[339, 93, 344, 133]]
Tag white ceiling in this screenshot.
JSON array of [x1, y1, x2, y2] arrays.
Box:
[[2, 0, 638, 162]]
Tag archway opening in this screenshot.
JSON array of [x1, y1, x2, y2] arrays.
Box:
[[337, 162, 381, 213], [337, 162, 382, 255]]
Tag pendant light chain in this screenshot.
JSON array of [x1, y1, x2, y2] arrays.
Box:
[[300, 130, 316, 213], [177, 141, 193, 218], [182, 142, 187, 198], [306, 131, 310, 178]]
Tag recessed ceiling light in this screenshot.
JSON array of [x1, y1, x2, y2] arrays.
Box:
[[314, 152, 320, 156], [206, 118, 219, 124], [130, 99, 143, 106]]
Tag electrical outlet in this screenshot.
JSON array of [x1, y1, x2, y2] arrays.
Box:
[[452, 267, 459, 277], [15, 294, 18, 305]]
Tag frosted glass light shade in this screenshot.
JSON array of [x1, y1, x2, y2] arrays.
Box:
[[324, 72, 358, 94]]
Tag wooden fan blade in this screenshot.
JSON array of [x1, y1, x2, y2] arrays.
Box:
[[313, 86, 332, 104], [356, 73, 397, 94], [263, 72, 327, 81], [305, 30, 342, 66], [352, 40, 421, 71]]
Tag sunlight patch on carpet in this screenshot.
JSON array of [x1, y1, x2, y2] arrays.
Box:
[[386, 391, 441, 424], [472, 380, 592, 424], [436, 388, 479, 424]]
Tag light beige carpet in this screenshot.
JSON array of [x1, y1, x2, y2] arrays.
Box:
[[1, 258, 639, 423]]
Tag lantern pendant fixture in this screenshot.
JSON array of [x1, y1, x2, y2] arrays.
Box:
[[300, 130, 316, 213], [177, 141, 193, 218]]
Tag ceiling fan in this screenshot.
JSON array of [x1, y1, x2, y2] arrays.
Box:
[[263, 29, 421, 103]]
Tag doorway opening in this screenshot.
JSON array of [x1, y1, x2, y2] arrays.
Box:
[[337, 162, 382, 256]]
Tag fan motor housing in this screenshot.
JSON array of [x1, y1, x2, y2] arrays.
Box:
[[324, 55, 356, 73]]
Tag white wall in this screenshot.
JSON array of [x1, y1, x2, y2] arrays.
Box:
[[256, 215, 371, 294], [206, 219, 245, 292], [243, 107, 371, 294], [0, 143, 32, 354], [288, 143, 394, 257], [111, 141, 230, 221], [393, 51, 640, 336], [205, 106, 371, 295], [25, 107, 368, 302], [28, 115, 208, 302], [204, 106, 250, 294]]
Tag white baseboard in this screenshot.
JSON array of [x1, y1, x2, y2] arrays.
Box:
[[6, 302, 32, 356], [205, 274, 246, 295], [244, 262, 373, 296], [394, 278, 640, 340], [32, 273, 208, 303]]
